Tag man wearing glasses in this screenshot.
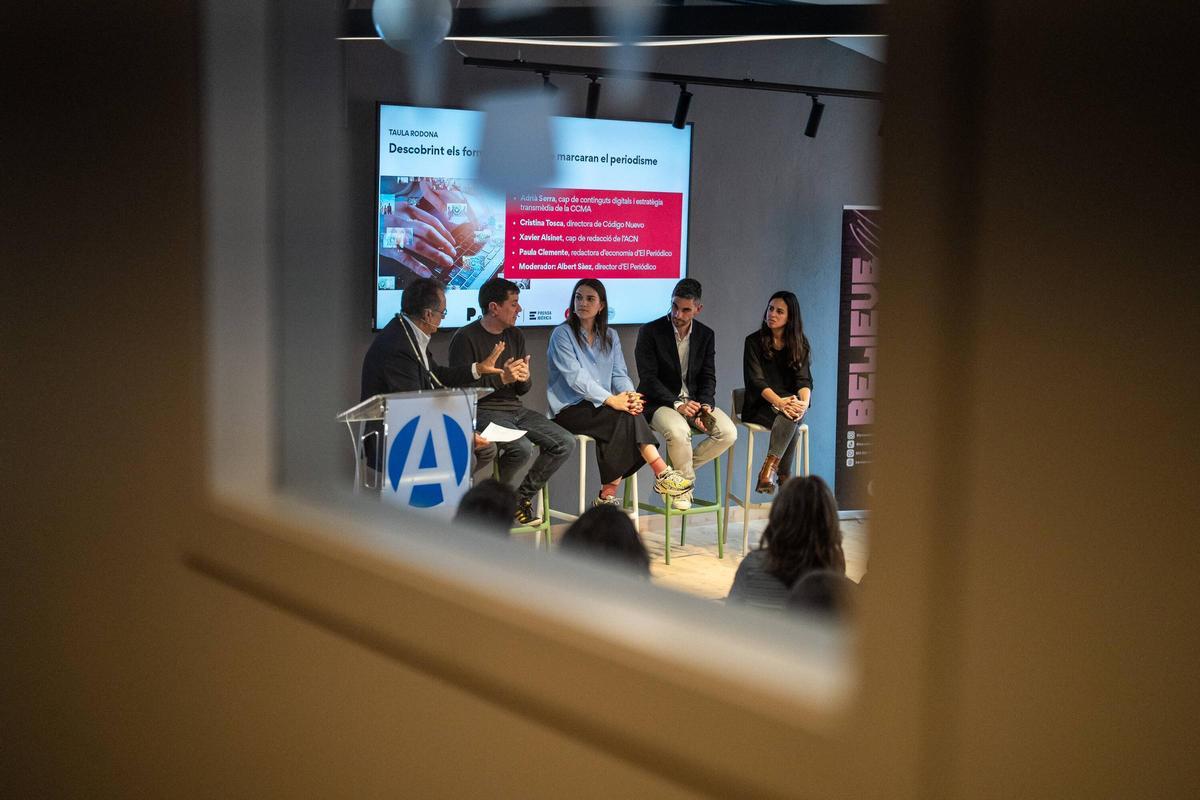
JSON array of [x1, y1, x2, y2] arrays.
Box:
[[361, 277, 507, 475]]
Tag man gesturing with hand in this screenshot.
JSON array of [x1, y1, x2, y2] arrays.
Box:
[[449, 278, 575, 528]]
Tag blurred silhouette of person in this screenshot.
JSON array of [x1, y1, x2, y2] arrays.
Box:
[[453, 479, 517, 537], [785, 569, 857, 621], [559, 504, 651, 577], [727, 475, 844, 610]]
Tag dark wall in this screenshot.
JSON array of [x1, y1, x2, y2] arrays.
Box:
[[341, 38, 882, 504]]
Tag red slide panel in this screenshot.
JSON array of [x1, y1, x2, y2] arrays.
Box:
[[504, 188, 683, 280]]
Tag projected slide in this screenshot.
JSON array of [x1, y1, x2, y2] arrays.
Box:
[[375, 104, 692, 329]]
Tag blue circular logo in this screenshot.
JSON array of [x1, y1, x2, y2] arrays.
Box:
[[387, 413, 470, 508]]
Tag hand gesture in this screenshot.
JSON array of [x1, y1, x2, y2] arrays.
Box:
[[417, 179, 484, 256], [502, 355, 530, 384], [476, 341, 507, 375], [678, 400, 702, 418], [473, 433, 490, 450], [379, 203, 457, 276]]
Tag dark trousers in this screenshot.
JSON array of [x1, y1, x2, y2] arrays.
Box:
[[476, 405, 575, 502], [767, 413, 803, 473]]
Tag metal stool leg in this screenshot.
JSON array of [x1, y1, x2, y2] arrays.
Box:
[[714, 454, 724, 559], [541, 483, 552, 547], [722, 443, 734, 548], [743, 431, 755, 555], [577, 437, 588, 516], [631, 473, 639, 528], [802, 424, 810, 476], [663, 488, 672, 565]]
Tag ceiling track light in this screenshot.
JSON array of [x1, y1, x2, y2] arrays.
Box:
[[804, 94, 825, 138], [463, 57, 882, 102], [672, 84, 693, 129], [585, 76, 601, 119]]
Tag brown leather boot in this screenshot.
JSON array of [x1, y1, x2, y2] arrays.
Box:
[[756, 455, 781, 494], [776, 465, 790, 488]]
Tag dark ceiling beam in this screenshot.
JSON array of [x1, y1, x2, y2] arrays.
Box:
[[462, 56, 882, 101], [340, 5, 886, 40]]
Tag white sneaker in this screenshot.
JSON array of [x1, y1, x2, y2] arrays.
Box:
[[671, 490, 693, 511], [653, 467, 693, 498]]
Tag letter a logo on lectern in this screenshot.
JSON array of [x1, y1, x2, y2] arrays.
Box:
[[387, 413, 470, 508]]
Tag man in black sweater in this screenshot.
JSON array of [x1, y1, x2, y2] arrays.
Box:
[[635, 278, 737, 510], [360, 277, 506, 475], [449, 278, 575, 527]]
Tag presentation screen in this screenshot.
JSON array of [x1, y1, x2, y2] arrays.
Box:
[[374, 103, 692, 329]]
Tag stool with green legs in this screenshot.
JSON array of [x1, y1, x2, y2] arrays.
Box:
[[492, 460, 554, 549], [635, 429, 725, 565]]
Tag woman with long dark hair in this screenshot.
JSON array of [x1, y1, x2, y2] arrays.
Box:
[[547, 278, 693, 506], [727, 475, 845, 609], [742, 290, 813, 493]]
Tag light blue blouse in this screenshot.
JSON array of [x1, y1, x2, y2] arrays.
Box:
[[546, 323, 636, 416]]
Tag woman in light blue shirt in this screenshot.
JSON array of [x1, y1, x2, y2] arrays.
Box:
[[548, 278, 693, 507]]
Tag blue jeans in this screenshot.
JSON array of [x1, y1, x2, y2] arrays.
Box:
[[476, 405, 576, 502]]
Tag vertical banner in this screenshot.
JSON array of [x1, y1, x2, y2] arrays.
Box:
[[835, 207, 881, 512]]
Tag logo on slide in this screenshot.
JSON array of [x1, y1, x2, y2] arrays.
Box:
[[387, 413, 471, 508]]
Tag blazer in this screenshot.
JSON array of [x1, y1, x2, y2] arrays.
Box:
[[634, 314, 717, 419], [361, 314, 477, 399], [359, 314, 478, 470]]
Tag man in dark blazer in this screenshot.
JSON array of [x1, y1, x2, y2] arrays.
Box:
[[634, 278, 737, 510], [360, 277, 509, 474]]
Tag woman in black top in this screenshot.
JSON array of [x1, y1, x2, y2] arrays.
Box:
[[742, 291, 813, 493]]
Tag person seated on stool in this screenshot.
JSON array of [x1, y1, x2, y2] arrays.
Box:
[[634, 277, 737, 510], [547, 278, 693, 507], [449, 278, 576, 527], [360, 276, 507, 478], [742, 290, 813, 494]]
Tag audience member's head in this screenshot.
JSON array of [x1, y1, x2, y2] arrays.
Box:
[[785, 569, 857, 620], [559, 505, 651, 577], [453, 479, 517, 537], [759, 475, 846, 586]]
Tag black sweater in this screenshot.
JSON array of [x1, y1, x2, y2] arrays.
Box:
[[741, 332, 813, 427], [447, 319, 532, 410]]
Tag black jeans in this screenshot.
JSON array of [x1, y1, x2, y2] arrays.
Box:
[[476, 405, 576, 502]]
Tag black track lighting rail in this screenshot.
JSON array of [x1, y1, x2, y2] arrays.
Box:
[[462, 57, 881, 102]]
